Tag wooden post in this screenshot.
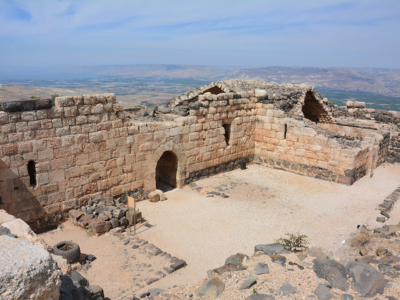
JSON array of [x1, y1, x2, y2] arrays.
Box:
[[133, 195, 136, 236], [126, 190, 131, 237]]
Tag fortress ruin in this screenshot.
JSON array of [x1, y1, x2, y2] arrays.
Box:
[[0, 80, 397, 230]]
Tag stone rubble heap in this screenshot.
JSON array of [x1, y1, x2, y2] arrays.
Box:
[[376, 186, 400, 223], [68, 197, 143, 235]]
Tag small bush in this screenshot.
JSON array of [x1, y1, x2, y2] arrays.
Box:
[[252, 288, 257, 294], [30, 95, 41, 99], [275, 232, 309, 252]]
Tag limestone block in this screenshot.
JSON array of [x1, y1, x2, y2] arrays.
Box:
[[104, 93, 116, 103], [55, 96, 74, 107], [353, 101, 366, 108], [91, 104, 104, 114], [0, 236, 61, 300], [113, 103, 124, 112], [0, 112, 8, 124], [63, 106, 78, 117]]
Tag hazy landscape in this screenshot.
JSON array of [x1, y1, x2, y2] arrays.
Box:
[[1, 65, 400, 110]]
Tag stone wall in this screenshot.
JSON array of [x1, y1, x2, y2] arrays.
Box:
[[0, 82, 392, 228]]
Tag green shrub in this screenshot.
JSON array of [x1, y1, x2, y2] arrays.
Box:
[[30, 95, 41, 99], [275, 232, 309, 252], [252, 288, 257, 294]]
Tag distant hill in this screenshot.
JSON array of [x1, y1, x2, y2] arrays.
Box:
[[59, 65, 400, 97]]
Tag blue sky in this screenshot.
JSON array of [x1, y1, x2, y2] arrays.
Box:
[[1, 0, 400, 69]]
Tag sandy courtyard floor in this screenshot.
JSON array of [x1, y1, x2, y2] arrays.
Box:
[[41, 163, 400, 298], [135, 163, 400, 288]]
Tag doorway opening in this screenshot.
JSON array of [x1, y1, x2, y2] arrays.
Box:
[[284, 124, 287, 139], [301, 91, 331, 123], [156, 151, 178, 192]]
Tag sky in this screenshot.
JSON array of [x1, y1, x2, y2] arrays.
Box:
[[0, 0, 400, 70]]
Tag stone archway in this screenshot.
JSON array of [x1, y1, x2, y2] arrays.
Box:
[[145, 141, 187, 191], [156, 151, 178, 191]]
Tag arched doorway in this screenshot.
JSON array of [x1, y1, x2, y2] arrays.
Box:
[[156, 151, 178, 191]]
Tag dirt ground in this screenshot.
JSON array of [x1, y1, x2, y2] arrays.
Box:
[[40, 163, 400, 299]]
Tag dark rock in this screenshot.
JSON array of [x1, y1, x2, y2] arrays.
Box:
[[254, 243, 284, 255], [195, 278, 225, 299], [89, 285, 104, 299], [341, 294, 354, 300], [312, 259, 348, 291], [377, 217, 386, 223], [313, 285, 333, 300], [213, 264, 246, 275], [225, 253, 249, 266], [139, 292, 150, 298], [86, 254, 96, 262], [254, 262, 269, 275], [239, 275, 257, 290], [164, 259, 186, 274], [345, 261, 386, 297], [289, 261, 304, 270], [386, 297, 398, 300], [0, 227, 11, 236], [34, 98, 52, 110], [276, 283, 297, 296], [270, 254, 286, 266], [70, 271, 89, 287]]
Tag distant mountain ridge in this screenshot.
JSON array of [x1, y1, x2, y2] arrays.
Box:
[[59, 65, 400, 97]]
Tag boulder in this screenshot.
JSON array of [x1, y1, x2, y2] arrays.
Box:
[[354, 101, 366, 108], [341, 294, 354, 300], [254, 243, 284, 255], [0, 236, 61, 299], [346, 101, 354, 108], [345, 261, 385, 297], [255, 89, 267, 98], [196, 278, 225, 299], [312, 259, 348, 291]]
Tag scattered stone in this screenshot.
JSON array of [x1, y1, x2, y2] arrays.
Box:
[[148, 288, 168, 297], [148, 191, 160, 202], [276, 283, 297, 296], [164, 259, 186, 274], [254, 262, 270, 275], [69, 209, 84, 220], [254, 243, 284, 255], [376, 246, 388, 256], [86, 254, 96, 262], [239, 275, 257, 290], [341, 294, 354, 300], [146, 278, 159, 285], [213, 264, 246, 275], [88, 220, 112, 234], [312, 259, 349, 291], [269, 254, 286, 266], [359, 247, 370, 256], [377, 217, 386, 223], [313, 285, 333, 300], [195, 278, 225, 299], [345, 261, 386, 297], [225, 253, 249, 266], [289, 261, 304, 270]]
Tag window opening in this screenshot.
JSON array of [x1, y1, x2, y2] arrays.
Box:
[[284, 124, 287, 139], [223, 124, 231, 146], [27, 160, 37, 187]]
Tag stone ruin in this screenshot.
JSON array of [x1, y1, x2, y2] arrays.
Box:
[[0, 79, 398, 231]]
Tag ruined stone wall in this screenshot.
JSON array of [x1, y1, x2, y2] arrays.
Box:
[[0, 85, 392, 228], [253, 104, 387, 185], [0, 93, 257, 228]]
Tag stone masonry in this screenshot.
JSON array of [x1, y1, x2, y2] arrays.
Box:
[[0, 80, 392, 229]]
